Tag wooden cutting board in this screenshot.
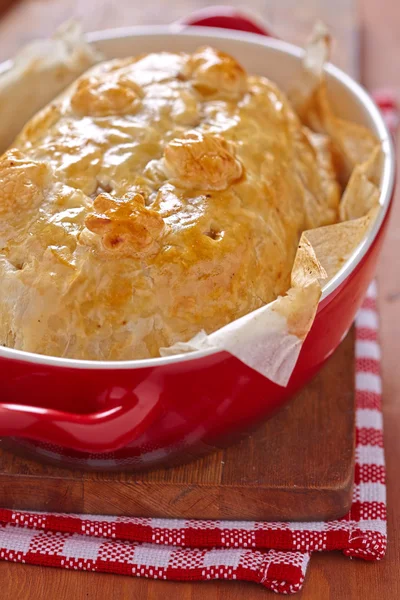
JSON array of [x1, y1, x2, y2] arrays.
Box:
[[0, 328, 355, 522], [0, 0, 358, 525]]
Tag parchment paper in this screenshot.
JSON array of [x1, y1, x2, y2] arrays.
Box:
[[0, 21, 101, 152], [161, 23, 383, 386]]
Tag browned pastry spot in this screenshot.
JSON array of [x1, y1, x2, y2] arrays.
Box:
[[183, 46, 247, 98], [204, 227, 224, 241], [84, 192, 166, 256], [70, 75, 143, 117], [164, 131, 243, 191], [0, 149, 50, 214]]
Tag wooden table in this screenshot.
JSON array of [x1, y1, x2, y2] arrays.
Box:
[[0, 0, 399, 597]]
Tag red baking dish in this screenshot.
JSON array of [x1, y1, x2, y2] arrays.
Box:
[[0, 16, 395, 469]]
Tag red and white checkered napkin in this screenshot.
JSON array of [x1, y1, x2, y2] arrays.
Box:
[[0, 97, 395, 594], [0, 282, 387, 594]]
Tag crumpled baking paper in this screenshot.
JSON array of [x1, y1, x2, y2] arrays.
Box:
[[161, 23, 383, 386], [0, 21, 101, 151]]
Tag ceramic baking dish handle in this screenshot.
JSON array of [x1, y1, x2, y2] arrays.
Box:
[[0, 396, 158, 453], [176, 6, 273, 37]]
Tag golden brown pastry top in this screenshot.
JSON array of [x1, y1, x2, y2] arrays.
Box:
[[0, 47, 341, 359]]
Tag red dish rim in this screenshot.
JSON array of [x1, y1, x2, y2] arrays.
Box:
[[0, 25, 395, 370]]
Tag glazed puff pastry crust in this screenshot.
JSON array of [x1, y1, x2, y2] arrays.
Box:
[[0, 47, 341, 360]]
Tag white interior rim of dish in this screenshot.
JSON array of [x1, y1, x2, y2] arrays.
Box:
[[0, 25, 395, 370]]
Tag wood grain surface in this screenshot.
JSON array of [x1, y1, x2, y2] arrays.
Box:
[[0, 0, 358, 73], [0, 0, 399, 598], [0, 330, 355, 522], [0, 0, 15, 18]]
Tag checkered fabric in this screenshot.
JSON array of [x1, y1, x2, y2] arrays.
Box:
[[0, 281, 387, 594], [0, 95, 395, 593]]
